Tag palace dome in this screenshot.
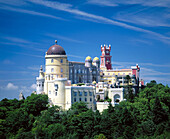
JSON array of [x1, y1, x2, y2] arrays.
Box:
[[47, 42, 66, 55], [93, 57, 99, 61], [85, 56, 92, 61]]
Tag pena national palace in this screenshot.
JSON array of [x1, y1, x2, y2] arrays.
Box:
[[31, 40, 144, 112]]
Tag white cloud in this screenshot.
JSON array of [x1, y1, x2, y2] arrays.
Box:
[[0, 5, 64, 21], [6, 83, 18, 90], [130, 39, 152, 45], [12, 52, 44, 58], [87, 0, 117, 7], [141, 67, 170, 76], [3, 36, 31, 44], [0, 36, 45, 52], [31, 84, 37, 90], [28, 0, 170, 44], [19, 84, 37, 94], [0, 0, 27, 6], [87, 0, 170, 8], [113, 8, 170, 27]]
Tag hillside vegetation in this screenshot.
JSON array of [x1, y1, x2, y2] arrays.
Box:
[[0, 81, 170, 139]]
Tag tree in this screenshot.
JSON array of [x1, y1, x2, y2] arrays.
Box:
[[32, 105, 61, 138], [125, 75, 131, 85], [21, 94, 48, 116], [152, 97, 168, 125], [70, 102, 88, 114], [147, 80, 157, 88]]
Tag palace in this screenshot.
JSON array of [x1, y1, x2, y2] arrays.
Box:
[[36, 40, 143, 112]]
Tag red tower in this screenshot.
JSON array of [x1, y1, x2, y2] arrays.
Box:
[[100, 44, 112, 70]]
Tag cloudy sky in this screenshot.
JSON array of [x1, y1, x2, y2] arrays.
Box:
[[0, 0, 170, 99]]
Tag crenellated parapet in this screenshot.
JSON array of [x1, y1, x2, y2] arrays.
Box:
[[100, 44, 112, 70]]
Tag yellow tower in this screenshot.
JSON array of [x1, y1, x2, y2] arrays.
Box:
[[44, 40, 69, 109], [45, 40, 69, 80]]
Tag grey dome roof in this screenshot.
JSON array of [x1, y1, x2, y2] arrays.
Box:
[[47, 44, 66, 55]]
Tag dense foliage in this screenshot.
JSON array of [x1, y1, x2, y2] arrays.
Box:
[[0, 81, 169, 139]]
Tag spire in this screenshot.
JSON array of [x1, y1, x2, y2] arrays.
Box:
[[40, 65, 43, 72], [39, 65, 44, 78], [19, 92, 25, 100]]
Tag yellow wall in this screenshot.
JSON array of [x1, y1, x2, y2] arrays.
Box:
[[101, 70, 132, 85], [45, 55, 69, 79]]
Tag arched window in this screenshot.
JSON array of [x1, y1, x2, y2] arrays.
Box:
[[60, 59, 63, 63], [51, 68, 54, 72], [90, 98, 92, 102], [114, 94, 120, 103], [74, 98, 76, 102], [51, 59, 54, 63], [61, 68, 63, 73]]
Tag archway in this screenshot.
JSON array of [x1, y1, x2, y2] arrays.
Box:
[[114, 94, 120, 103]]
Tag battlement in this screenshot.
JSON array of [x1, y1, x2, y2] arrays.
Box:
[[101, 44, 111, 52]]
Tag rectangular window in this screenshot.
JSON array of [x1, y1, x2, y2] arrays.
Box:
[[60, 59, 63, 63], [51, 59, 54, 63], [79, 92, 82, 96], [55, 84, 58, 91], [89, 92, 92, 96], [51, 68, 54, 72], [85, 98, 87, 102], [74, 98, 76, 102], [74, 92, 77, 96], [55, 92, 57, 96], [61, 68, 63, 73], [61, 74, 63, 77], [84, 92, 87, 96]]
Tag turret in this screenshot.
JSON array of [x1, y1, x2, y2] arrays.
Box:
[[19, 92, 25, 100], [45, 40, 69, 80], [100, 44, 112, 70], [93, 57, 100, 68], [85, 56, 92, 67], [36, 65, 45, 94]]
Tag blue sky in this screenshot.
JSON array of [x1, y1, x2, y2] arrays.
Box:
[[0, 0, 170, 99]]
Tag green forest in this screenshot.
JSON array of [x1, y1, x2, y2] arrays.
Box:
[[0, 81, 170, 139]]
